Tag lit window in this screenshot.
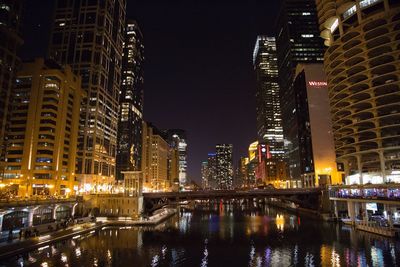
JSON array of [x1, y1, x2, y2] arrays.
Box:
[[343, 5, 356, 19], [359, 0, 381, 9]]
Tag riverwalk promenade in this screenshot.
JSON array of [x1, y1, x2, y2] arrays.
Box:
[[0, 208, 176, 260]]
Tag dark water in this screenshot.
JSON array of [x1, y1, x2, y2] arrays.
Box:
[[2, 201, 400, 266]]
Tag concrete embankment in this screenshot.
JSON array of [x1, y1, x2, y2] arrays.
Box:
[[0, 223, 101, 260], [98, 208, 177, 226], [0, 208, 177, 261]]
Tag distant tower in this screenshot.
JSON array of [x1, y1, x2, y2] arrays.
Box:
[[201, 161, 209, 189], [117, 20, 145, 180], [253, 36, 284, 159], [207, 153, 217, 189], [216, 144, 233, 189], [162, 129, 187, 187]]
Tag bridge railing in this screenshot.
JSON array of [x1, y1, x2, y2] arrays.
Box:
[[329, 184, 400, 201], [0, 197, 80, 208], [142, 188, 322, 199]]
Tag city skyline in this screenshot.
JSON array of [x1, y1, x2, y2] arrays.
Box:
[[0, 0, 399, 265], [20, 0, 281, 183]]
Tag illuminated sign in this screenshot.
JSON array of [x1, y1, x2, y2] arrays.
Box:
[[308, 81, 328, 87]]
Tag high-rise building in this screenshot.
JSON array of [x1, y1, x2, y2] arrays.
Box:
[[255, 142, 289, 188], [167, 145, 179, 191], [162, 129, 187, 187], [216, 144, 233, 189], [201, 161, 208, 189], [316, 0, 400, 184], [2, 58, 84, 197], [48, 0, 126, 186], [246, 141, 258, 188], [290, 63, 341, 187], [237, 157, 249, 188], [0, 0, 23, 170], [141, 122, 169, 191], [253, 36, 284, 159], [275, 0, 325, 182], [207, 153, 217, 189], [116, 20, 144, 180]]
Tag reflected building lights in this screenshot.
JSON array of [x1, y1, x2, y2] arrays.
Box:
[[61, 253, 67, 263], [201, 240, 208, 267], [151, 254, 160, 267], [304, 252, 315, 266], [75, 248, 81, 257], [162, 245, 167, 259], [275, 214, 285, 231]]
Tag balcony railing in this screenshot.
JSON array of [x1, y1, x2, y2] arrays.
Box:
[[329, 184, 400, 201]]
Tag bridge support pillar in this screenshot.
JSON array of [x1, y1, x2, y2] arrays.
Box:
[[27, 208, 35, 227], [384, 204, 393, 228], [333, 200, 339, 219], [347, 201, 356, 225], [0, 214, 3, 232], [361, 202, 368, 224], [53, 205, 59, 220]]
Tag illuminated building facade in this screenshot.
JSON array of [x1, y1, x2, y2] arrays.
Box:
[[316, 0, 400, 184], [165, 136, 179, 191], [237, 157, 249, 188], [246, 141, 258, 188], [207, 153, 217, 189], [276, 0, 324, 183], [255, 143, 289, 188], [116, 20, 144, 180], [216, 144, 233, 189], [253, 36, 284, 159], [141, 122, 169, 191], [291, 64, 341, 187], [2, 58, 83, 196], [48, 0, 126, 185], [150, 135, 169, 191], [201, 161, 208, 189], [162, 129, 187, 187], [0, 0, 23, 170]]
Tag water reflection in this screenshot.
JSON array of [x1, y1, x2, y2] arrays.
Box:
[[275, 214, 285, 231], [1, 201, 400, 267]]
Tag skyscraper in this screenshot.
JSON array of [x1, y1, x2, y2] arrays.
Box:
[[291, 63, 340, 187], [116, 20, 144, 180], [48, 0, 126, 185], [216, 144, 233, 190], [0, 0, 23, 170], [275, 0, 325, 182], [201, 161, 208, 189], [207, 153, 217, 189], [316, 0, 400, 184], [3, 58, 84, 196], [162, 129, 187, 187], [141, 122, 169, 191], [253, 36, 284, 159]]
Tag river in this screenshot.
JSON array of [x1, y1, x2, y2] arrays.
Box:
[[1, 201, 399, 266]]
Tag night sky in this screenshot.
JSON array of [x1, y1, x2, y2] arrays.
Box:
[[22, 0, 281, 183]]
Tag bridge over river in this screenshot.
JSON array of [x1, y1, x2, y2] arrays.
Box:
[[142, 188, 323, 213]]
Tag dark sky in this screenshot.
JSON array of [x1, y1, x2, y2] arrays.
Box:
[[22, 0, 281, 184]]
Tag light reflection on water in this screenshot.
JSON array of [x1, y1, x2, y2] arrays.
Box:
[[1, 201, 400, 267]]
